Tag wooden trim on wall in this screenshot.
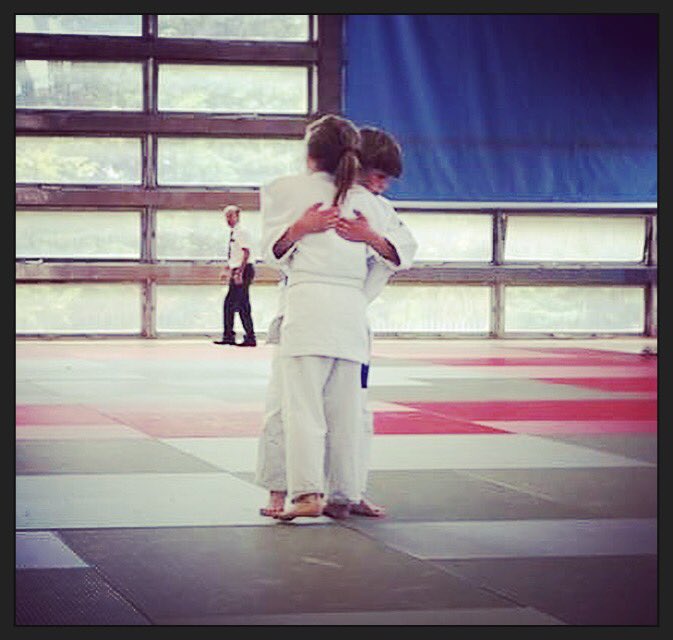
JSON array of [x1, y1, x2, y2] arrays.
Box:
[[16, 187, 261, 210], [16, 262, 657, 287], [16, 112, 309, 137], [316, 15, 343, 114], [16, 34, 318, 64]]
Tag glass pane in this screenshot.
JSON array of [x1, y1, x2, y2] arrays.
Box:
[[16, 284, 142, 334], [505, 286, 644, 333], [157, 138, 305, 187], [156, 210, 261, 260], [156, 283, 280, 334], [16, 15, 142, 36], [158, 64, 308, 114], [16, 136, 142, 185], [16, 60, 143, 111], [368, 285, 491, 333], [157, 15, 309, 41], [16, 210, 140, 259], [505, 216, 646, 262], [397, 212, 492, 261]]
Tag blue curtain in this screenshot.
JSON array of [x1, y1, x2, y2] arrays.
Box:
[[344, 15, 657, 202]]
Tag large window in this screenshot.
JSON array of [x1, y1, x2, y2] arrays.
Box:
[[157, 138, 306, 187], [16, 137, 142, 185], [369, 286, 491, 333], [504, 216, 645, 263], [16, 15, 142, 36], [156, 210, 261, 260], [16, 284, 143, 334], [15, 15, 656, 338], [16, 60, 143, 111], [156, 284, 279, 335], [397, 213, 492, 262], [504, 286, 644, 333], [158, 64, 309, 114], [16, 210, 141, 259], [157, 15, 310, 41]]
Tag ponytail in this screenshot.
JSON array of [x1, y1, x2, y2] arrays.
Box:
[[332, 148, 361, 206], [305, 114, 361, 206]]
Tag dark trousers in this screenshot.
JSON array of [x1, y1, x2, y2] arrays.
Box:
[[223, 263, 255, 340]]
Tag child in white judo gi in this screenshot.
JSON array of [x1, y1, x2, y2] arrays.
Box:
[[259, 114, 403, 520], [256, 124, 417, 519]]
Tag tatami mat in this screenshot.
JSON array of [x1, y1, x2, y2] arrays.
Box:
[[15, 337, 657, 625]]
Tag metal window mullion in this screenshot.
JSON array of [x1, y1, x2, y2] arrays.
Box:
[[491, 282, 505, 338], [492, 211, 505, 265], [643, 215, 653, 265], [143, 14, 158, 39], [490, 211, 506, 337], [140, 206, 157, 338], [309, 15, 317, 42], [141, 208, 157, 263], [142, 278, 157, 339]]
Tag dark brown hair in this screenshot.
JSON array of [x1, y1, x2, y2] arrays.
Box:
[[306, 114, 361, 206], [359, 127, 403, 178]]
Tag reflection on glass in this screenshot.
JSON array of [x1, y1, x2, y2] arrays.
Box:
[[16, 284, 142, 334], [16, 210, 140, 259], [156, 210, 261, 260], [156, 284, 281, 333], [16, 136, 142, 184], [16, 15, 142, 36], [505, 286, 644, 333], [505, 216, 645, 262], [16, 60, 142, 111], [397, 212, 492, 261], [368, 285, 490, 333], [157, 138, 305, 186], [158, 15, 309, 41], [158, 64, 308, 114]]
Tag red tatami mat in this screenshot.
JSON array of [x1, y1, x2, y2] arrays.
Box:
[[99, 409, 265, 438], [424, 356, 657, 368], [397, 399, 657, 422], [538, 378, 658, 393], [16, 404, 122, 426], [373, 412, 510, 435], [477, 420, 657, 435]]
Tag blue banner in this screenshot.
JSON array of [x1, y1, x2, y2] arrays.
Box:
[[344, 15, 657, 202]]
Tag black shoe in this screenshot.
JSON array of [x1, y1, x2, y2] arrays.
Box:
[[213, 338, 236, 345], [237, 338, 257, 347]]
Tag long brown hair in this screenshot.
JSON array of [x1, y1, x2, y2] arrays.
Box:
[[306, 114, 361, 206]]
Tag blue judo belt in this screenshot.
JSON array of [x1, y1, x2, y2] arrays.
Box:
[[361, 363, 369, 389]]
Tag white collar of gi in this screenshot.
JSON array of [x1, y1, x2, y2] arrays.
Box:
[[312, 171, 334, 184]]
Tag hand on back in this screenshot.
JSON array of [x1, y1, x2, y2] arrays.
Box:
[[291, 202, 340, 240], [335, 210, 375, 244]]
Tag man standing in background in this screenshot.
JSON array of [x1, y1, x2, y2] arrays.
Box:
[[213, 205, 256, 347]]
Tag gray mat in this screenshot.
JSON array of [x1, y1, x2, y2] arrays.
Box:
[[453, 466, 658, 518], [539, 434, 658, 464], [435, 555, 657, 625], [16, 439, 222, 475], [15, 568, 150, 625], [60, 525, 516, 620]]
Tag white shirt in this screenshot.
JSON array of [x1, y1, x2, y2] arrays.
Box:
[[227, 223, 252, 269]]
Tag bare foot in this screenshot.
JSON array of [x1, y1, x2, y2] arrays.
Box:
[[259, 490, 287, 517], [274, 493, 324, 521], [350, 497, 386, 518], [323, 503, 350, 519]]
